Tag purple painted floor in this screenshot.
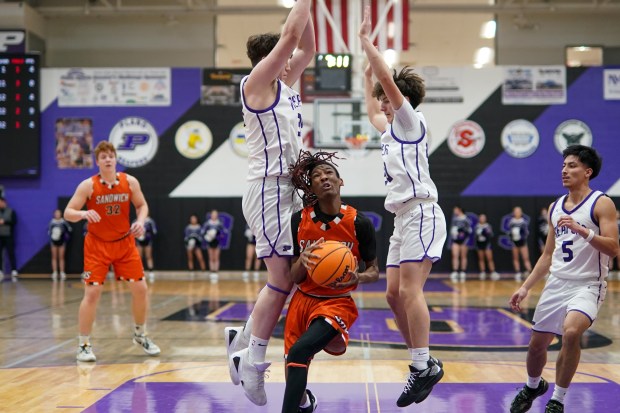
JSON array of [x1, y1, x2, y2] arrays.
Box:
[[82, 381, 620, 412]]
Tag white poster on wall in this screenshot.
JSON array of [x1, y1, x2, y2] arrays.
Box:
[[502, 66, 566, 105], [418, 66, 464, 103], [58, 68, 171, 107], [604, 69, 620, 100]]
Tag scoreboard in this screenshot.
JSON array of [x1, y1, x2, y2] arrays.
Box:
[[314, 53, 352, 92], [0, 53, 40, 177]]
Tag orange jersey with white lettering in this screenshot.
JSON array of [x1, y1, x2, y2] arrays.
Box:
[[296, 204, 361, 296], [86, 173, 132, 241]]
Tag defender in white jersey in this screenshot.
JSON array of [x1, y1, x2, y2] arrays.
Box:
[[360, 6, 447, 408], [224, 0, 315, 407], [509, 145, 619, 413]]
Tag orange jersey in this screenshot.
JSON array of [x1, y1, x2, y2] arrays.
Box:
[[86, 173, 132, 241], [284, 291, 358, 356], [296, 204, 361, 296]]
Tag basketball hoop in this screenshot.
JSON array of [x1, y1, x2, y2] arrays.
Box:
[[344, 133, 370, 158]]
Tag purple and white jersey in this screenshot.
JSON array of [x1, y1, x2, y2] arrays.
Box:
[[550, 190, 610, 281], [241, 76, 303, 181], [381, 100, 438, 214]]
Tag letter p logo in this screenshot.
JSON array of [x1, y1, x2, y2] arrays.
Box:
[[0, 31, 26, 52], [117, 133, 150, 150]]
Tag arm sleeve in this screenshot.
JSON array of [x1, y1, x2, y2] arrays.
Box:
[[291, 211, 302, 256], [354, 211, 377, 262]]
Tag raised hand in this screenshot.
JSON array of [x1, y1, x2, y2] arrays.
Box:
[[359, 5, 372, 39]]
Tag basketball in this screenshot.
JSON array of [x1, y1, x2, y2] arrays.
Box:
[[309, 240, 355, 288]]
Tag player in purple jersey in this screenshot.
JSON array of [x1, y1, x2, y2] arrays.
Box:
[[242, 224, 262, 282], [449, 206, 472, 282], [48, 208, 72, 280], [202, 209, 226, 282], [360, 6, 446, 408], [184, 214, 206, 273], [509, 206, 532, 281], [135, 216, 157, 282], [225, 0, 315, 407], [474, 213, 499, 280], [509, 145, 619, 413], [537, 207, 550, 254]]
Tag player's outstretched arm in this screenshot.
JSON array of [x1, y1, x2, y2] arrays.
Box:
[[363, 63, 387, 133], [284, 14, 315, 88], [358, 6, 403, 111], [244, 0, 312, 99]]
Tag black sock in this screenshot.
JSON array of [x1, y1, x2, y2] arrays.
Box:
[[281, 318, 338, 413]]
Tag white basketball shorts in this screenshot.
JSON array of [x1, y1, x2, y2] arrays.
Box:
[[532, 275, 607, 335], [386, 201, 447, 267], [243, 177, 297, 259]]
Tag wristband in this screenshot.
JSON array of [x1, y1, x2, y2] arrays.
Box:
[[584, 228, 595, 242]]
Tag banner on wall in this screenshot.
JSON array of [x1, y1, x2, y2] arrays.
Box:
[[604, 69, 620, 100], [502, 66, 566, 105], [55, 118, 94, 169], [418, 67, 464, 103], [58, 68, 171, 107], [201, 68, 250, 106]]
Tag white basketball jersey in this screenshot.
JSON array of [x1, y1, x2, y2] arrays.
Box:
[[550, 190, 610, 280], [241, 76, 303, 181], [381, 100, 438, 214]]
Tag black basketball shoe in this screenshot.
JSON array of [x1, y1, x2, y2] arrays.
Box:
[[396, 357, 444, 407], [510, 378, 549, 413], [298, 389, 318, 413], [545, 399, 564, 413]]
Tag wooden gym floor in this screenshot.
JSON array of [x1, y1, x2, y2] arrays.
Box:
[[1, 271, 619, 412]]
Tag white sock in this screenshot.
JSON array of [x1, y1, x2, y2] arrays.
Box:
[[551, 385, 568, 404], [248, 334, 269, 364], [134, 324, 146, 336], [243, 316, 254, 343], [412, 347, 430, 370], [78, 335, 90, 346], [527, 376, 541, 389]]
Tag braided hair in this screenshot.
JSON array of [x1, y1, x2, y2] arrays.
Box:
[[289, 150, 342, 207]]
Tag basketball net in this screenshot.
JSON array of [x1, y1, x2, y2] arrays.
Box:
[[344, 133, 370, 158]]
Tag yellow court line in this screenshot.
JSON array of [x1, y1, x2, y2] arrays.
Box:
[[204, 302, 235, 320], [496, 308, 560, 345], [496, 308, 534, 329]]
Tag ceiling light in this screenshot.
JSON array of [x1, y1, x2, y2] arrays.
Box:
[[474, 47, 494, 67], [480, 20, 496, 39], [279, 0, 296, 8], [382, 49, 398, 68]]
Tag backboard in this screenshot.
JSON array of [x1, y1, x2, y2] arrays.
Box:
[[312, 98, 381, 149]]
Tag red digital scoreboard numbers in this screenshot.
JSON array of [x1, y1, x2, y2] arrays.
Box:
[[0, 53, 40, 177]]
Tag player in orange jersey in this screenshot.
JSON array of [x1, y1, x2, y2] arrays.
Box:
[[280, 150, 379, 413], [64, 141, 160, 362]]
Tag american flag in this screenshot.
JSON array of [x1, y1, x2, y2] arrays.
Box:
[[312, 0, 410, 54]]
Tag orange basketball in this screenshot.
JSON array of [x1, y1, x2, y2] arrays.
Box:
[[309, 240, 355, 288]]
